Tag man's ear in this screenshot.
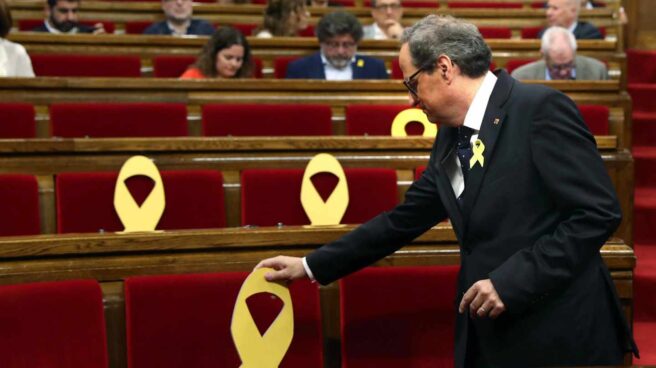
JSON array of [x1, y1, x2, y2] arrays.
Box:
[[436, 55, 453, 79]]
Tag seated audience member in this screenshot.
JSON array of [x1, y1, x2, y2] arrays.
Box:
[[144, 0, 214, 36], [255, 0, 310, 37], [286, 11, 388, 80], [363, 0, 404, 40], [32, 0, 105, 34], [0, 0, 34, 77], [538, 0, 602, 39], [512, 26, 607, 80], [180, 27, 253, 79]]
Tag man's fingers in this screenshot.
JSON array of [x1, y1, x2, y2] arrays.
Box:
[[254, 256, 284, 270], [459, 284, 477, 313]]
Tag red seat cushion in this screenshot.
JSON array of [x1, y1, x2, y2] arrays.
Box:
[[629, 84, 656, 113], [274, 56, 301, 79], [578, 104, 610, 135], [628, 49, 656, 84], [340, 265, 459, 367], [125, 21, 153, 34], [346, 104, 427, 135], [31, 54, 141, 77], [477, 26, 512, 39], [125, 272, 323, 368], [241, 168, 398, 226], [448, 1, 521, 7], [50, 102, 188, 138], [202, 103, 332, 136], [153, 55, 196, 78], [0, 174, 41, 236], [505, 58, 537, 74], [56, 170, 226, 233], [0, 279, 108, 368], [521, 26, 542, 39], [0, 103, 36, 138]]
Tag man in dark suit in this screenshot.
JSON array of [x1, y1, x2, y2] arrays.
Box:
[[258, 14, 638, 367], [286, 11, 388, 80], [538, 0, 602, 39], [32, 0, 104, 34], [143, 0, 214, 36]]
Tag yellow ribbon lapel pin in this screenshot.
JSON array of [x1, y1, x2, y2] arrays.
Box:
[[469, 139, 485, 168]]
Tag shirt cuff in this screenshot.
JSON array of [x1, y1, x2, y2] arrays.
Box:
[[302, 257, 316, 282]]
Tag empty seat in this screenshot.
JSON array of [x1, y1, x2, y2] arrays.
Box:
[[202, 103, 332, 136], [50, 102, 188, 138], [0, 279, 108, 368], [0, 103, 36, 138], [578, 104, 610, 135], [31, 54, 141, 77], [125, 272, 323, 368], [346, 104, 427, 135], [340, 265, 459, 368], [0, 174, 40, 236], [241, 168, 398, 226], [56, 170, 226, 233]]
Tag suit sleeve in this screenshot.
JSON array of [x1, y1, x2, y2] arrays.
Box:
[[306, 144, 448, 285], [489, 90, 621, 314], [285, 61, 303, 79]]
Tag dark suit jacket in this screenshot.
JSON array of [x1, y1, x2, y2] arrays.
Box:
[[286, 52, 388, 79], [31, 22, 95, 33], [306, 70, 638, 367], [143, 19, 214, 35], [538, 21, 603, 39]]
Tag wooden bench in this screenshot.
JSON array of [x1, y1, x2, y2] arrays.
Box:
[[0, 226, 635, 368]]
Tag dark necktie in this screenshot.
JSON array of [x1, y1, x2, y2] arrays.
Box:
[[457, 126, 474, 184]]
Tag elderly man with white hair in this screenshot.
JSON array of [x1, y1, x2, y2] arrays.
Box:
[[512, 26, 607, 80], [537, 0, 602, 39]]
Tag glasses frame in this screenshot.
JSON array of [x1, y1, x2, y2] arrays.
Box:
[[403, 67, 425, 97]]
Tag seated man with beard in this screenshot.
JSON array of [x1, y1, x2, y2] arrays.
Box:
[[286, 11, 388, 80], [33, 0, 104, 34]]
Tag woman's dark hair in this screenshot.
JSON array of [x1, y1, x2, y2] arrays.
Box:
[[0, 0, 13, 38], [260, 0, 306, 36], [194, 26, 253, 78]]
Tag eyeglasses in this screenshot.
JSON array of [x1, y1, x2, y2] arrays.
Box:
[[403, 67, 424, 97], [373, 3, 402, 11], [322, 41, 357, 50], [547, 61, 575, 73]]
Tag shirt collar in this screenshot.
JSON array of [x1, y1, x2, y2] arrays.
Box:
[[462, 70, 498, 131], [44, 20, 78, 34], [371, 23, 388, 40], [568, 21, 578, 34], [319, 52, 357, 68]]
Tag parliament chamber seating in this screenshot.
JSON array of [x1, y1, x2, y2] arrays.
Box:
[[153, 55, 264, 78], [273, 56, 300, 79], [17, 19, 116, 33], [0, 174, 41, 236], [31, 54, 142, 78], [240, 168, 398, 226], [345, 104, 427, 135], [125, 272, 323, 368], [579, 104, 611, 135], [56, 170, 226, 233], [0, 103, 36, 138], [124, 21, 151, 34], [0, 279, 108, 368], [340, 265, 459, 367], [50, 103, 189, 138], [504, 58, 536, 74]]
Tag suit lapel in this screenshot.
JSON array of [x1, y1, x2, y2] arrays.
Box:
[[313, 53, 326, 79], [352, 56, 363, 79], [432, 127, 465, 240]]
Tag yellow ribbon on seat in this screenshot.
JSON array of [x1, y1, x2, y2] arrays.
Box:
[[470, 139, 485, 168], [300, 153, 349, 226], [390, 108, 438, 137], [231, 268, 294, 368], [113, 155, 165, 232]]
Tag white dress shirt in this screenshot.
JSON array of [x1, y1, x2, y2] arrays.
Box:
[[321, 52, 355, 81], [0, 39, 35, 77]]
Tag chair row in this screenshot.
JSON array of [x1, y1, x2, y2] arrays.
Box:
[[0, 102, 614, 138], [0, 265, 459, 367]]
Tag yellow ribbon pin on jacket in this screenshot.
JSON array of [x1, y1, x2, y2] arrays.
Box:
[[470, 139, 485, 168]]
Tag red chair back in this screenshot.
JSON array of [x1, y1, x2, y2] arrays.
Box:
[[0, 174, 40, 236], [477, 26, 512, 39], [521, 26, 542, 39], [628, 49, 656, 84], [240, 168, 398, 226], [125, 21, 152, 34], [31, 54, 141, 77], [56, 170, 226, 233], [50, 103, 188, 138], [0, 279, 108, 368], [274, 56, 301, 79], [448, 1, 521, 7], [578, 104, 610, 135], [346, 104, 427, 136], [0, 103, 36, 138], [202, 103, 332, 136], [125, 272, 323, 368], [505, 58, 537, 74], [153, 55, 196, 78], [340, 265, 459, 368]]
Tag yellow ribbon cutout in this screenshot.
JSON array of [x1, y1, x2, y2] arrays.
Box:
[[470, 139, 485, 168], [300, 153, 349, 226], [231, 268, 294, 368], [113, 155, 165, 232], [390, 108, 438, 137]]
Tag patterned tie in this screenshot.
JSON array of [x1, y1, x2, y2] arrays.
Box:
[[457, 126, 474, 184]]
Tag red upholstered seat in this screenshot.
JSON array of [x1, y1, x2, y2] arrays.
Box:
[[520, 26, 542, 39], [241, 168, 398, 226], [477, 26, 512, 39], [0, 279, 108, 368], [299, 25, 316, 37], [50, 102, 188, 138], [578, 104, 610, 135], [17, 19, 115, 33], [505, 58, 537, 74], [415, 166, 426, 180], [125, 272, 323, 368], [0, 103, 36, 138], [153, 55, 196, 78], [346, 104, 427, 135], [628, 49, 656, 84], [202, 103, 332, 136], [448, 1, 521, 7], [125, 21, 152, 34], [56, 170, 226, 233], [364, 0, 439, 7], [274, 56, 300, 79], [31, 54, 141, 77], [629, 84, 656, 113], [340, 265, 459, 368], [0, 174, 40, 236]]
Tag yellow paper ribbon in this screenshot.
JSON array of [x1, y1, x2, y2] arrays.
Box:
[[390, 108, 438, 137], [113, 155, 165, 232], [300, 153, 349, 226], [231, 268, 294, 368], [470, 139, 485, 168]]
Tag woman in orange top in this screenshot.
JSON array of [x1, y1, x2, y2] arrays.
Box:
[[180, 26, 253, 79]]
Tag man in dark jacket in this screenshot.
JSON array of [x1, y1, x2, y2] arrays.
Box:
[[538, 0, 603, 39], [143, 0, 214, 36], [32, 0, 104, 34]]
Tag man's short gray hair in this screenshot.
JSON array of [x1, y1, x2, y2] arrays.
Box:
[[540, 26, 577, 54], [400, 15, 491, 78], [316, 11, 363, 43]]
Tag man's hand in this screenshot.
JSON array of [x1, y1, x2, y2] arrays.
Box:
[[382, 19, 403, 40], [458, 279, 506, 319], [254, 256, 308, 282], [92, 23, 106, 35]]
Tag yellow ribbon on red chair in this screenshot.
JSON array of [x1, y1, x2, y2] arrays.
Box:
[[113, 155, 165, 232], [300, 153, 349, 226], [390, 108, 437, 137], [231, 268, 294, 368]]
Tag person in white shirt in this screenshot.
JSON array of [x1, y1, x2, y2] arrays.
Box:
[[0, 0, 34, 77], [363, 0, 404, 40]]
